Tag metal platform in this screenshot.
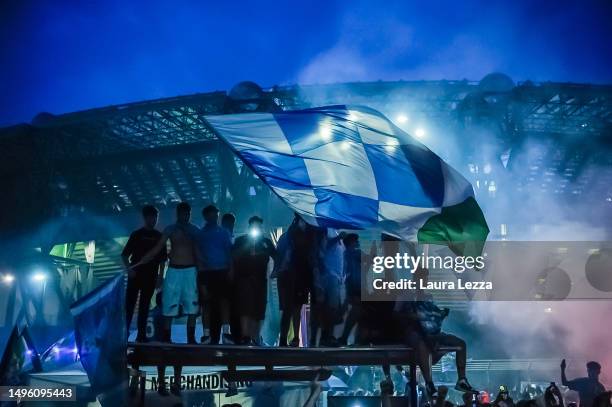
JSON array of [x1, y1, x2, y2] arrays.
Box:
[[128, 342, 427, 367], [127, 342, 461, 406]]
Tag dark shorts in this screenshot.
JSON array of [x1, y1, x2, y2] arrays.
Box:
[[198, 269, 231, 300], [236, 276, 267, 320], [278, 271, 310, 311]]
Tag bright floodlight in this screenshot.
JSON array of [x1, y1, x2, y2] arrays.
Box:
[[32, 272, 47, 282], [395, 114, 408, 124], [249, 228, 261, 239], [414, 127, 426, 138], [2, 274, 15, 284]]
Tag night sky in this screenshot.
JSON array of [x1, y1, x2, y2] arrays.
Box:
[[1, 0, 611, 126]]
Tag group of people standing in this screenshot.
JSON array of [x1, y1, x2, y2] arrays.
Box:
[[122, 202, 360, 349], [121, 202, 475, 397], [123, 202, 275, 347]]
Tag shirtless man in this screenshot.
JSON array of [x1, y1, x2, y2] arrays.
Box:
[[131, 201, 200, 396], [561, 359, 605, 407]]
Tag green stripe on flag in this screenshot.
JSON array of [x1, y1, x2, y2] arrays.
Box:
[[417, 197, 489, 256]]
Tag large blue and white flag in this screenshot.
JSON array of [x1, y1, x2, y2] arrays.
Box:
[[205, 105, 488, 254]]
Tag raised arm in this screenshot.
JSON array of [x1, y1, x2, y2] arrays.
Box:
[[560, 359, 569, 386], [551, 383, 565, 407]]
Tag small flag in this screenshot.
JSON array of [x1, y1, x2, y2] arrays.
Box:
[[70, 274, 126, 396], [0, 325, 26, 386]]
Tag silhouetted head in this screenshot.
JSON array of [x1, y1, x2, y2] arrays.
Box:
[[176, 202, 191, 223], [248, 216, 263, 239], [202, 205, 219, 225], [587, 361, 601, 380], [498, 385, 509, 400], [221, 213, 236, 232], [343, 233, 360, 249], [142, 205, 159, 229]]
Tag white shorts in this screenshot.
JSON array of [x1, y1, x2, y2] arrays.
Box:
[[162, 266, 199, 317]]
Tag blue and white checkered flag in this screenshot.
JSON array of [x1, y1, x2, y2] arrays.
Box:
[[205, 105, 488, 253]]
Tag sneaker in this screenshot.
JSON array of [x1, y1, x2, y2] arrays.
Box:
[[245, 338, 258, 346], [222, 333, 236, 345], [200, 336, 212, 345], [455, 378, 477, 393], [225, 383, 238, 397]]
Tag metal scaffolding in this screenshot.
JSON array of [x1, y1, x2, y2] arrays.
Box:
[[0, 76, 610, 287]]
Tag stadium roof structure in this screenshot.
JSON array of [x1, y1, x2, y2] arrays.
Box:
[[1, 74, 611, 310], [1, 75, 611, 271]]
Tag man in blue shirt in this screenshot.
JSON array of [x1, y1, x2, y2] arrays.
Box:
[[196, 205, 233, 344]]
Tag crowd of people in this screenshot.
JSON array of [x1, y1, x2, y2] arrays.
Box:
[[412, 359, 610, 407], [121, 203, 609, 405]]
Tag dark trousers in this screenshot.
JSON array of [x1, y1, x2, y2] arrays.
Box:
[[126, 271, 156, 340], [229, 281, 241, 340], [200, 270, 230, 344]]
